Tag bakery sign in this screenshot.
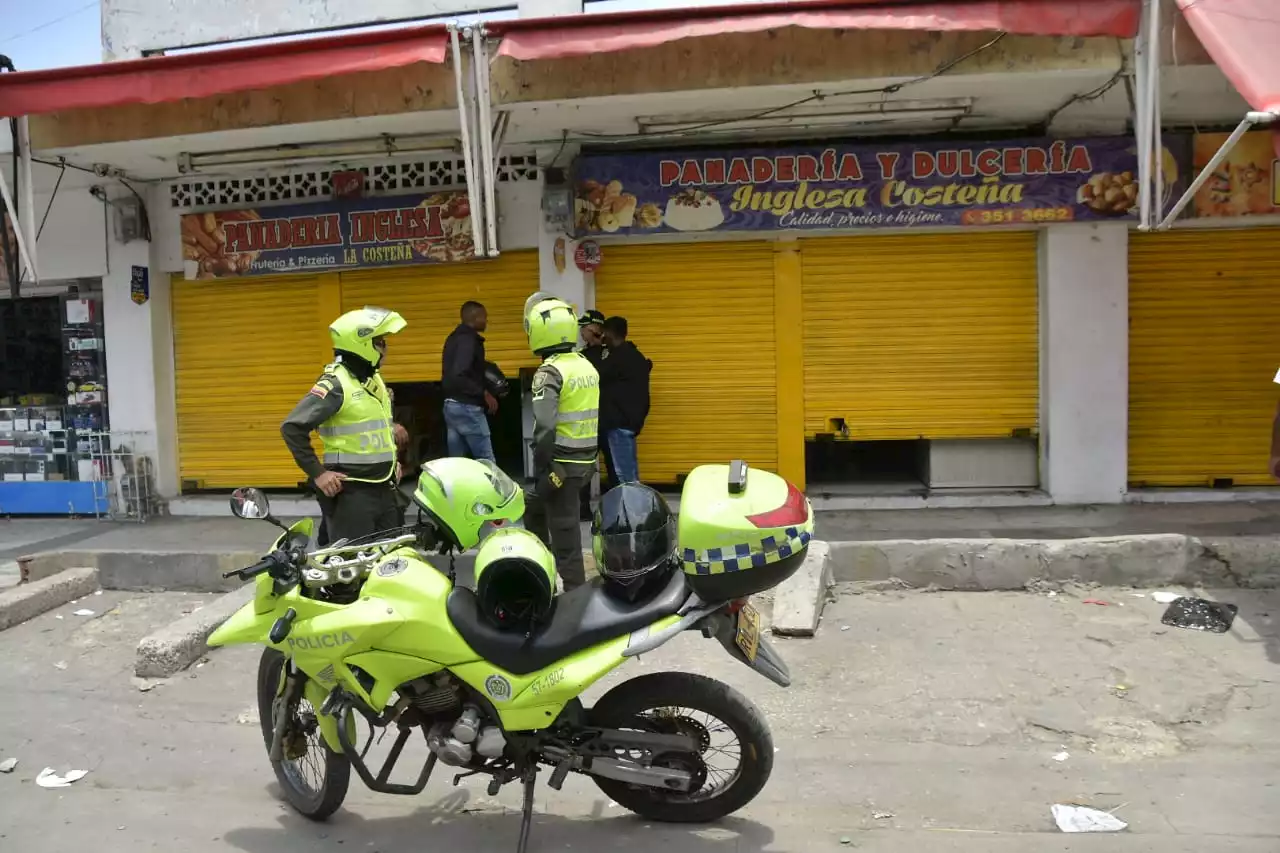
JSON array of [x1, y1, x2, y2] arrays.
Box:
[[181, 190, 473, 279], [1191, 130, 1280, 219], [574, 136, 1189, 235]]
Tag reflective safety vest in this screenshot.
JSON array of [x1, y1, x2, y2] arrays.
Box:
[[318, 363, 395, 483], [548, 351, 599, 465]]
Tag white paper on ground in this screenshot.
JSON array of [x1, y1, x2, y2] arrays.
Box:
[[36, 768, 89, 788], [1052, 804, 1127, 833], [1152, 591, 1181, 604], [72, 609, 94, 617]]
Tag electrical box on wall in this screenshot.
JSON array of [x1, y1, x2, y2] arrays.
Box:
[[541, 167, 573, 232], [112, 196, 145, 244]]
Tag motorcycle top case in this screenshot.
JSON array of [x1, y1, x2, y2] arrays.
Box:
[[677, 461, 814, 601]]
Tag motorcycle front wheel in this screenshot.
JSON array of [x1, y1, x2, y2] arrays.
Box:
[[587, 671, 773, 823], [257, 648, 351, 821]]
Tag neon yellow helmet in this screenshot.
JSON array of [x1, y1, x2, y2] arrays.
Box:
[[473, 527, 557, 630], [523, 291, 578, 355], [330, 306, 407, 367], [412, 457, 524, 550]]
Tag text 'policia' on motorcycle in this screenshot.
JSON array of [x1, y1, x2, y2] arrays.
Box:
[[209, 291, 816, 853]]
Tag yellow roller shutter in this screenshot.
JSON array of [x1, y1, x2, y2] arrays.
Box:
[[800, 232, 1039, 439], [1129, 228, 1280, 487], [172, 273, 331, 489], [339, 251, 540, 383], [594, 241, 778, 483]]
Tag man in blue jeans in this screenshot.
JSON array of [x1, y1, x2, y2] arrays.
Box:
[[599, 316, 651, 488], [441, 301, 498, 462]]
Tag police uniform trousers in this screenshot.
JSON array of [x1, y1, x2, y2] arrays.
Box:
[[524, 468, 591, 591], [317, 480, 402, 545]]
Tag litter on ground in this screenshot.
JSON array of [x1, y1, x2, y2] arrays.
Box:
[[36, 768, 89, 789], [72, 609, 95, 617], [1051, 804, 1127, 833], [0, 757, 17, 773], [1151, 591, 1181, 604], [1161, 598, 1238, 633]]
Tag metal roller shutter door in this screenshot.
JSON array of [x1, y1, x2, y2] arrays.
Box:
[[1129, 228, 1280, 487], [172, 273, 329, 489], [593, 241, 778, 483], [800, 232, 1039, 440]]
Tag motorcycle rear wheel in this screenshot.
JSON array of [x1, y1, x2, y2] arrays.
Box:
[[587, 671, 773, 823], [257, 648, 351, 821]]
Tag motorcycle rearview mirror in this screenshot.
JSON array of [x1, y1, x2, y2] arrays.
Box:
[[230, 487, 287, 530]]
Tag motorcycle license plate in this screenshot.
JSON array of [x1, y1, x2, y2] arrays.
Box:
[[734, 603, 761, 663]]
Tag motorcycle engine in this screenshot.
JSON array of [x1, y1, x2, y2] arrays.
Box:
[[398, 673, 462, 718]]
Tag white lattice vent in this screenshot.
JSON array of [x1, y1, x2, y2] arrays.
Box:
[[169, 153, 539, 210]]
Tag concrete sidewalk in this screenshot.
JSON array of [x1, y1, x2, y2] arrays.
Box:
[[6, 500, 1280, 592], [0, 585, 1275, 850], [5, 499, 1280, 556]]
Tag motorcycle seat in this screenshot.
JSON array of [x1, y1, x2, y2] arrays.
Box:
[[445, 568, 691, 676]]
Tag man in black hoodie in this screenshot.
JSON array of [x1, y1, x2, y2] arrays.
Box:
[[599, 316, 651, 488], [441, 301, 498, 462]]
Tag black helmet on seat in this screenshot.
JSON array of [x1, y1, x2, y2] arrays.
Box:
[[592, 483, 678, 602]]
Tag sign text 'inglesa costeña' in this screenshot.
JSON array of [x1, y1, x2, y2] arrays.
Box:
[[658, 142, 1097, 218]]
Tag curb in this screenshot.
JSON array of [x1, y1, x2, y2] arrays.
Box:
[[771, 542, 832, 637], [827, 534, 1280, 590], [0, 567, 100, 632], [135, 584, 256, 678]]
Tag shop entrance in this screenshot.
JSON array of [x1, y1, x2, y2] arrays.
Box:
[[805, 438, 926, 490], [389, 381, 526, 480]]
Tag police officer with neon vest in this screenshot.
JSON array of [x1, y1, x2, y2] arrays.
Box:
[[523, 292, 600, 590], [281, 307, 408, 544]]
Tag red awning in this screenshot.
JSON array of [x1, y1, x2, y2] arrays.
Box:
[[1176, 0, 1280, 115], [494, 0, 1141, 61], [0, 25, 449, 119]]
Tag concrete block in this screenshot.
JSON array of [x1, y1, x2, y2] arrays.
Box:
[[135, 584, 255, 678], [0, 567, 100, 632], [1189, 537, 1280, 588], [771, 542, 832, 637], [828, 534, 1195, 590]]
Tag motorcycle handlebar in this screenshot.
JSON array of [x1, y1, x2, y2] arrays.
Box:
[[223, 549, 294, 581]]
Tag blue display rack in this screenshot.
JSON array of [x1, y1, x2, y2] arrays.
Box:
[[0, 481, 107, 515]]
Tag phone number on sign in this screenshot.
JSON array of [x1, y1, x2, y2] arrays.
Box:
[[961, 207, 1075, 226]]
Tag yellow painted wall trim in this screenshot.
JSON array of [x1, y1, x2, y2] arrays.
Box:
[[773, 240, 806, 491]]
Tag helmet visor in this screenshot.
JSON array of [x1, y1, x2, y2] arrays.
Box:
[[597, 518, 677, 581], [477, 459, 519, 505]]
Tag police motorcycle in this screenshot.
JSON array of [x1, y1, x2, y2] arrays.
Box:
[[210, 456, 814, 852]]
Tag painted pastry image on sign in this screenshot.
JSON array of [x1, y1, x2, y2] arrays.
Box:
[[574, 136, 1190, 235], [1192, 130, 1280, 218], [181, 190, 474, 279]]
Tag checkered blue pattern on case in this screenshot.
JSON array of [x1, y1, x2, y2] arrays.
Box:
[[681, 527, 813, 576]]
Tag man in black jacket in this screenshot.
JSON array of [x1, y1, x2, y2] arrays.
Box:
[[441, 301, 498, 462], [599, 316, 651, 488]]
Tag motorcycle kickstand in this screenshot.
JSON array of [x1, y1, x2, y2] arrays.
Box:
[[515, 764, 537, 853]]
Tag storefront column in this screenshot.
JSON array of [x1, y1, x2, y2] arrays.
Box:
[[537, 223, 588, 314], [102, 187, 179, 499], [1038, 223, 1128, 504], [773, 240, 806, 490]]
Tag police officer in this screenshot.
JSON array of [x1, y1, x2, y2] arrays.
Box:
[[523, 292, 599, 591], [281, 306, 407, 544]]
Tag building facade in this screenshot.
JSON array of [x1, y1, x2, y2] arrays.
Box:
[[1, 0, 1277, 514]]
